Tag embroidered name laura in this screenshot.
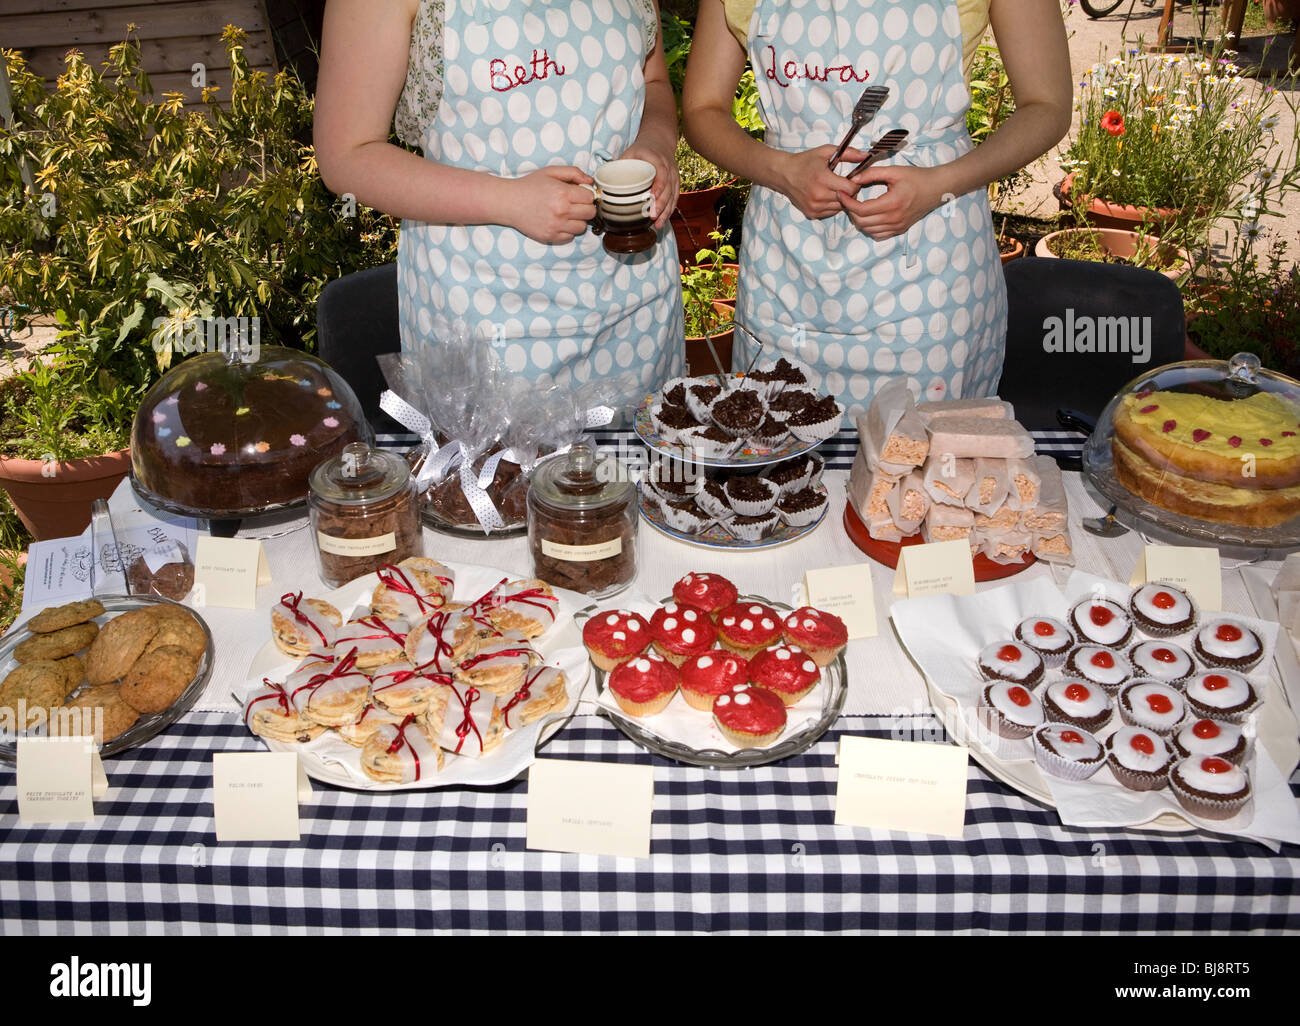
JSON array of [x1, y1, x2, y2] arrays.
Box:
[[489, 49, 566, 92], [761, 45, 870, 88]]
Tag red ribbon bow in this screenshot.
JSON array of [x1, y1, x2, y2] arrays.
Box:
[[279, 591, 331, 647]]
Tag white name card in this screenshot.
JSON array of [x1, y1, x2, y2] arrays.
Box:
[[804, 564, 878, 639], [893, 540, 976, 600], [194, 537, 272, 610], [212, 752, 311, 842], [17, 737, 108, 824], [834, 735, 969, 839], [526, 757, 654, 859]]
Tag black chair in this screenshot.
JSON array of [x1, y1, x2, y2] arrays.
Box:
[[316, 262, 403, 433], [998, 256, 1187, 436]]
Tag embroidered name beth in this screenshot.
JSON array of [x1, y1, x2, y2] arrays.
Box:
[[761, 45, 870, 88], [489, 49, 566, 92]]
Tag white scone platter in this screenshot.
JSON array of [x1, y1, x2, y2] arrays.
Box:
[[239, 560, 590, 791]]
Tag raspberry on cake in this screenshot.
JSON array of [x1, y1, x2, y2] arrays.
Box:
[[782, 607, 848, 666], [716, 602, 785, 657], [671, 573, 740, 619], [712, 683, 787, 747], [1192, 619, 1264, 672], [649, 603, 717, 666], [747, 645, 821, 705], [608, 654, 680, 717], [679, 650, 749, 711], [976, 640, 1045, 687], [1068, 597, 1133, 648], [582, 609, 651, 672]]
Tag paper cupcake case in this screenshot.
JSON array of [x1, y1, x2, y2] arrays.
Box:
[[889, 570, 1300, 844]]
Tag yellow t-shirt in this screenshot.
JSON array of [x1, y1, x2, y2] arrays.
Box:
[[720, 0, 992, 85]]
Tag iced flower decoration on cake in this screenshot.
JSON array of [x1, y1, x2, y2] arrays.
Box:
[[152, 411, 166, 424], [324, 417, 339, 428], [291, 434, 306, 446], [255, 441, 270, 453], [210, 444, 226, 456], [175, 436, 191, 447]]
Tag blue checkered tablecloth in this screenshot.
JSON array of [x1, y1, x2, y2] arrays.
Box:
[[0, 710, 1296, 935]]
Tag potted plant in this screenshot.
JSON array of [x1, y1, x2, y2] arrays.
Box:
[[681, 250, 737, 376], [1034, 224, 1193, 281], [1058, 44, 1300, 240], [0, 31, 399, 538], [690, 230, 738, 305], [674, 136, 735, 267]]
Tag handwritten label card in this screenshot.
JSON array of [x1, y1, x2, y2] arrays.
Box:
[[212, 752, 310, 842], [194, 537, 272, 610], [893, 540, 976, 600], [1130, 545, 1222, 612], [526, 758, 654, 859], [834, 735, 969, 838], [804, 564, 878, 639], [17, 737, 107, 824]]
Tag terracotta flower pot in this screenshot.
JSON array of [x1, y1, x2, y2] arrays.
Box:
[[1056, 172, 1180, 236], [999, 237, 1025, 265], [1035, 227, 1190, 282], [684, 300, 736, 376], [672, 182, 732, 265], [0, 448, 132, 541], [716, 263, 740, 306]]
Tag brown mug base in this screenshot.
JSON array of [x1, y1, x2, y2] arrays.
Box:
[[602, 226, 657, 255]]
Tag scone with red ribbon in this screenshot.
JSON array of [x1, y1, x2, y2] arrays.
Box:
[[335, 616, 408, 670], [291, 651, 372, 728], [244, 680, 327, 744], [361, 715, 444, 782], [671, 573, 740, 620], [716, 601, 785, 658], [453, 629, 536, 695], [782, 607, 848, 667], [371, 558, 455, 623], [370, 660, 448, 717], [270, 592, 341, 658], [712, 683, 787, 747], [608, 653, 680, 717], [500, 665, 568, 729], [582, 609, 651, 671], [678, 649, 749, 711], [424, 680, 505, 756], [478, 579, 559, 639], [747, 644, 821, 705], [650, 603, 717, 666], [404, 609, 478, 676], [337, 701, 409, 747]]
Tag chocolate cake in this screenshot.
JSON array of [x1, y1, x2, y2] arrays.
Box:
[[713, 389, 765, 434], [131, 347, 367, 515]]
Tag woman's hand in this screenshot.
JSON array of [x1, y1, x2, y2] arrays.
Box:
[[621, 140, 679, 230], [839, 164, 949, 240], [507, 166, 599, 244], [777, 145, 871, 220]]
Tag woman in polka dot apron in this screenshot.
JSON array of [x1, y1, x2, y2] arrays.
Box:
[[315, 0, 684, 403], [682, 0, 1071, 419]]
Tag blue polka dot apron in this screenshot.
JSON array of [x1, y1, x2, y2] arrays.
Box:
[[396, 0, 684, 402], [736, 0, 1008, 420]]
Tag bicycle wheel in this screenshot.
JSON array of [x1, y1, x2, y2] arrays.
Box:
[[1079, 0, 1127, 16]]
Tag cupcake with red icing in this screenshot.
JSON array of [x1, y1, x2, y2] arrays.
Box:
[[976, 641, 1044, 687], [712, 683, 787, 747], [679, 649, 749, 711], [1117, 680, 1187, 735], [1128, 582, 1197, 637], [1192, 619, 1265, 673], [1063, 645, 1131, 693], [671, 572, 740, 621], [1042, 679, 1113, 732], [582, 609, 651, 672], [1068, 596, 1133, 648], [607, 653, 680, 717], [782, 606, 848, 667], [1105, 726, 1173, 791], [716, 601, 785, 657], [1169, 756, 1252, 820], [649, 603, 717, 667], [1172, 717, 1251, 765], [979, 681, 1044, 740], [1032, 723, 1106, 781], [747, 644, 821, 705], [1014, 615, 1074, 666], [1127, 641, 1194, 687], [1183, 670, 1261, 724]]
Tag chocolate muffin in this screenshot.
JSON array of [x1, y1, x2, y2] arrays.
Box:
[[712, 389, 766, 437]]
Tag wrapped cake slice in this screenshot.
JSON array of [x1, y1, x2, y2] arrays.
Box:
[[925, 415, 1035, 460], [975, 527, 1033, 565], [916, 397, 1013, 424], [848, 449, 901, 524], [1020, 456, 1068, 534], [965, 458, 1010, 517], [887, 470, 931, 535], [1004, 458, 1042, 512], [923, 504, 976, 548], [921, 453, 975, 507], [860, 378, 929, 471]]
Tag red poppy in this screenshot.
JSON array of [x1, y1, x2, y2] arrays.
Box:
[[1101, 110, 1126, 137]]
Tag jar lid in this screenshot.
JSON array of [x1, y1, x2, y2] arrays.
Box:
[[529, 443, 634, 513], [309, 442, 411, 504]]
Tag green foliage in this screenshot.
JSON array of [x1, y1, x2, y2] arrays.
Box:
[[681, 231, 736, 338], [0, 493, 29, 634], [676, 135, 732, 192], [0, 28, 399, 457], [966, 43, 1029, 207]]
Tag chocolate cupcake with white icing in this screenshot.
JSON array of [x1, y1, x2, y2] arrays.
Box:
[[1169, 756, 1252, 820], [1117, 680, 1187, 735], [1192, 619, 1264, 673], [1128, 640, 1195, 687], [1042, 679, 1113, 732], [1063, 645, 1132, 693], [1172, 717, 1251, 765], [1128, 582, 1197, 637], [1032, 724, 1106, 781], [979, 681, 1045, 740], [1183, 670, 1261, 724], [1068, 596, 1133, 649], [1014, 616, 1074, 667], [1105, 726, 1173, 791], [976, 641, 1044, 687]]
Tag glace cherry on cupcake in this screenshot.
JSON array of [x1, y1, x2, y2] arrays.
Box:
[[1063, 645, 1131, 693], [1183, 670, 1260, 724], [1014, 616, 1074, 666], [980, 681, 1044, 740], [976, 641, 1045, 687], [1127, 582, 1197, 637], [1042, 680, 1113, 732], [1193, 619, 1264, 672], [1172, 717, 1251, 765], [1069, 596, 1133, 648], [1117, 680, 1187, 735], [1032, 724, 1106, 781], [1106, 726, 1174, 791], [1169, 756, 1252, 820], [1127, 641, 1194, 686]]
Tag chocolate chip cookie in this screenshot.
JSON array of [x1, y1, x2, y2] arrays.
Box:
[[26, 599, 106, 634], [118, 645, 198, 714], [63, 684, 140, 742], [0, 660, 79, 711], [84, 607, 162, 686], [14, 621, 99, 663]]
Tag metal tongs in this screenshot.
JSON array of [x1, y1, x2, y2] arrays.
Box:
[[846, 128, 910, 179], [827, 85, 890, 168]]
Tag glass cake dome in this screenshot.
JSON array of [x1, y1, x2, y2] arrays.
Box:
[[1082, 352, 1300, 553], [131, 346, 371, 518]]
